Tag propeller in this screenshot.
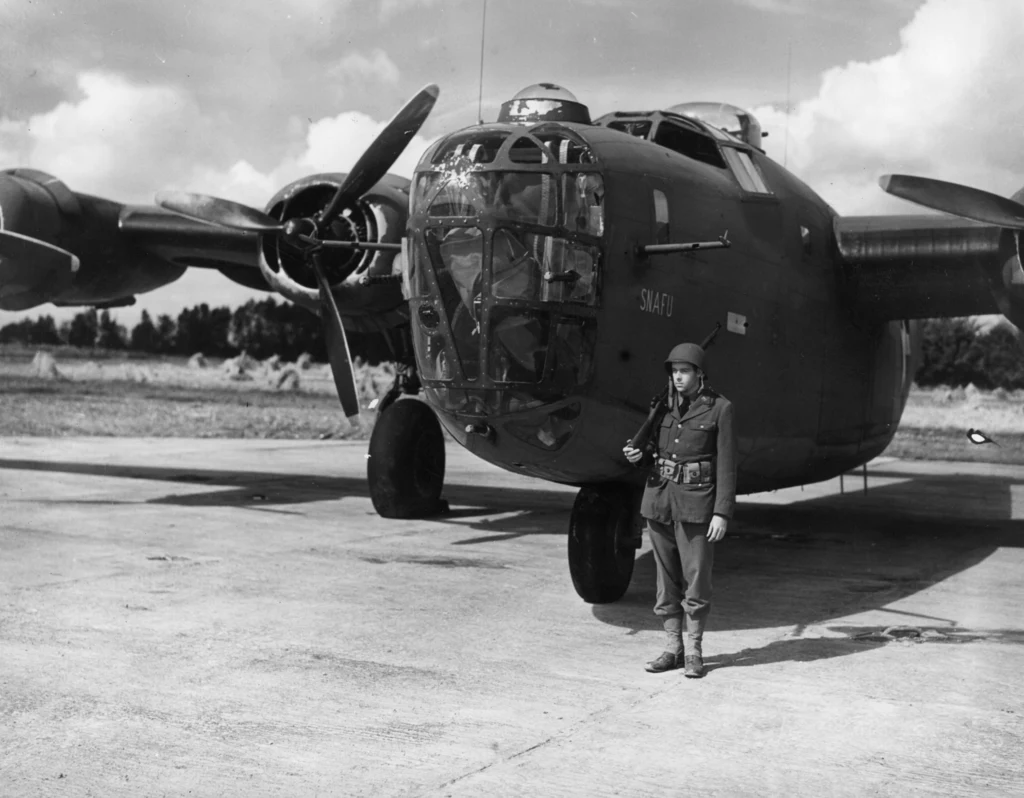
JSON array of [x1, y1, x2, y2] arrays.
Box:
[[879, 174, 1024, 229], [156, 84, 440, 419], [318, 83, 440, 225]]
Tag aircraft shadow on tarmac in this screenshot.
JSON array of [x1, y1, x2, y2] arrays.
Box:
[[4, 456, 1022, 671], [594, 468, 1024, 669], [0, 457, 577, 521]]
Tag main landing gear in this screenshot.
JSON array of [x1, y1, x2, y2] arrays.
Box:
[[568, 484, 641, 604], [367, 376, 449, 518]]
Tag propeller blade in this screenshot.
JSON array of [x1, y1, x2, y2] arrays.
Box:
[[156, 190, 284, 234], [319, 83, 440, 225], [309, 253, 361, 419], [879, 174, 1024, 229]]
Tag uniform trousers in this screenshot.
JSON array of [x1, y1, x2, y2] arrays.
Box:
[[646, 519, 714, 621]]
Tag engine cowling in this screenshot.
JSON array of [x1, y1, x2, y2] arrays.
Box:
[[257, 173, 411, 333]]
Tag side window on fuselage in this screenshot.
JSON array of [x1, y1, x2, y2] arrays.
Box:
[[653, 189, 670, 245]]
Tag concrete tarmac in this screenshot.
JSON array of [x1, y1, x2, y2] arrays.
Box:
[[1, 438, 1022, 797]]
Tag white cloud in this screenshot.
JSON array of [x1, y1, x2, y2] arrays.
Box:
[[0, 68, 436, 323], [378, 0, 451, 21], [329, 49, 401, 87], [0, 66, 433, 207], [731, 0, 920, 16], [2, 71, 219, 202], [184, 110, 436, 208], [754, 0, 1024, 214]]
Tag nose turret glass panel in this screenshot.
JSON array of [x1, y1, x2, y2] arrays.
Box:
[[406, 125, 602, 449]]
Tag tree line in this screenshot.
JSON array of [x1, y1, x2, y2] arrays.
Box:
[[915, 317, 1024, 390], [2, 309, 1022, 387], [0, 298, 327, 362]]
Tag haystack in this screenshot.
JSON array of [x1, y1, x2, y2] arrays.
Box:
[[30, 351, 65, 380], [222, 351, 258, 379], [964, 383, 983, 406], [226, 366, 253, 382], [187, 352, 207, 369], [129, 365, 152, 383], [275, 366, 301, 391], [263, 354, 282, 372], [296, 352, 314, 370]]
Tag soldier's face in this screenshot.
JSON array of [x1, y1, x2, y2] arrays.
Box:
[[671, 363, 699, 395]]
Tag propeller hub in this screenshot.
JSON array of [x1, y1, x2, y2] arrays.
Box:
[[283, 217, 317, 242]]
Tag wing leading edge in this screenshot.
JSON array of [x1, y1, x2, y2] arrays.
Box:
[[119, 205, 268, 291]]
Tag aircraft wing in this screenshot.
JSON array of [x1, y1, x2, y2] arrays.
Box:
[[118, 204, 266, 291], [0, 168, 268, 311], [834, 214, 1024, 328]]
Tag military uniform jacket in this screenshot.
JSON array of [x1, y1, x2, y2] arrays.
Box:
[[639, 387, 737, 525]]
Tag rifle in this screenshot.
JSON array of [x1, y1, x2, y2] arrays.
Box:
[[627, 384, 670, 452]]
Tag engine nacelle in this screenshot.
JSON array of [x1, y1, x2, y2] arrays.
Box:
[[257, 173, 411, 331]]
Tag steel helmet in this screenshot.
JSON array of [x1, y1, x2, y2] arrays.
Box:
[[664, 342, 705, 372]]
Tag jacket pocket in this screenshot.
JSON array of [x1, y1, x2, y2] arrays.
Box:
[[677, 420, 717, 452]]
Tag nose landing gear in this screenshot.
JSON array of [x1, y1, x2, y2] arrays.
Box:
[[367, 397, 449, 518], [568, 484, 641, 603]]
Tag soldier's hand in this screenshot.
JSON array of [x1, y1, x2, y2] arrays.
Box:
[[707, 515, 728, 542], [622, 443, 643, 464]]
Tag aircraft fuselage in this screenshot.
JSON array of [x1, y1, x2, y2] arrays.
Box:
[[404, 119, 915, 494]]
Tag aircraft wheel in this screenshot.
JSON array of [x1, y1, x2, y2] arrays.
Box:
[[367, 399, 448, 518], [568, 485, 636, 604]]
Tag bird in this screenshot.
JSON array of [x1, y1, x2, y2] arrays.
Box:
[[967, 428, 999, 446]]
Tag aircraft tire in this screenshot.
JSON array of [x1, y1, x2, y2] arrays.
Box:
[[367, 398, 447, 518], [568, 485, 636, 604]]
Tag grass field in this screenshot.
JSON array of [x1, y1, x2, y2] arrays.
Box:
[[0, 345, 389, 439], [1, 345, 1021, 462]]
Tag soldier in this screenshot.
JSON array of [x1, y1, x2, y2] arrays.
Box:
[[622, 342, 737, 677]]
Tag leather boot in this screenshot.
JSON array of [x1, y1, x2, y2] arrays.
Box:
[[684, 615, 706, 678], [645, 615, 683, 673]]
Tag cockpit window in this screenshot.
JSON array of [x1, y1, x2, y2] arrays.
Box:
[[652, 121, 727, 169], [606, 120, 652, 139], [721, 147, 772, 194]]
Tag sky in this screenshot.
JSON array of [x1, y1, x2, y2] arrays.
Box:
[[2, 0, 1023, 328]]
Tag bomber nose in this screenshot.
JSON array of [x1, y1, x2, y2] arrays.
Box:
[[404, 123, 605, 453]]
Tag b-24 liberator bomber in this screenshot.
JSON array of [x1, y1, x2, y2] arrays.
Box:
[[2, 83, 1022, 603]]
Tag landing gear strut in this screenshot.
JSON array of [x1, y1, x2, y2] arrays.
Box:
[[367, 396, 448, 518], [568, 484, 640, 604]]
